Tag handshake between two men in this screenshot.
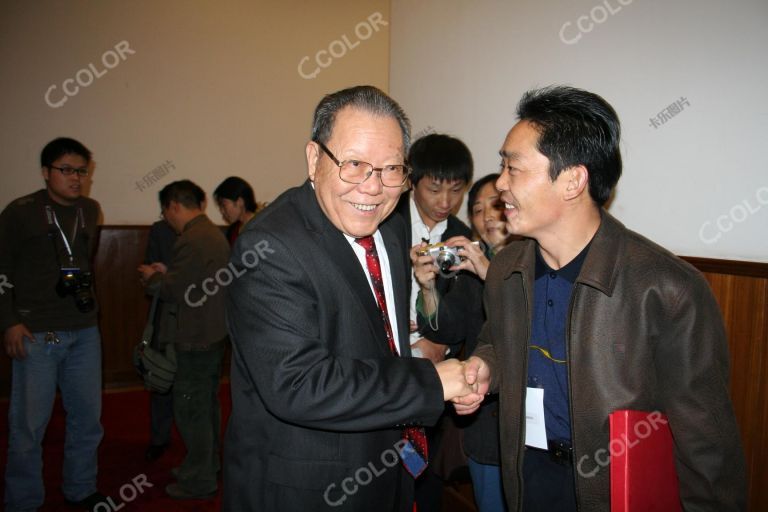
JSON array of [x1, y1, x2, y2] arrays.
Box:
[[434, 356, 491, 415]]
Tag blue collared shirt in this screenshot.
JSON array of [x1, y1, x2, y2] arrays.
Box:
[[527, 243, 591, 442]]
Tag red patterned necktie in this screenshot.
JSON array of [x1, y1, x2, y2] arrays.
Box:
[[355, 235, 429, 478]]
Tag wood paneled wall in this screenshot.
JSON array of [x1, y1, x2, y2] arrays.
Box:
[[0, 229, 766, 509], [681, 257, 768, 512], [95, 227, 152, 388]]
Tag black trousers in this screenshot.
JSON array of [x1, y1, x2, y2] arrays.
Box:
[[522, 447, 577, 512], [150, 389, 174, 446], [414, 422, 444, 512]]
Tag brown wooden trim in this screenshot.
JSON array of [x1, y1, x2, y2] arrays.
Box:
[[681, 256, 768, 278]]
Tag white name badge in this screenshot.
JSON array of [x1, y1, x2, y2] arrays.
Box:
[[525, 387, 548, 449]]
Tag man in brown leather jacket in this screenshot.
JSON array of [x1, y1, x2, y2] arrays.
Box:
[[456, 86, 746, 511]]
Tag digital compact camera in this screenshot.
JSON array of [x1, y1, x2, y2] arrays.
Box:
[[418, 242, 468, 273], [56, 267, 95, 313]]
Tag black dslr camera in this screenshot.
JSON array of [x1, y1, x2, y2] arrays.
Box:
[[56, 267, 95, 313]]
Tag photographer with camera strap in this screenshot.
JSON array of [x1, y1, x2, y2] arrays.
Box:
[[1, 137, 106, 512], [393, 133, 474, 512]]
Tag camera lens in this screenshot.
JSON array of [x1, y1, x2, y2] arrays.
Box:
[[74, 290, 95, 312], [436, 251, 457, 273]]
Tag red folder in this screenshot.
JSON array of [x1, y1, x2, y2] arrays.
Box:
[[609, 410, 682, 512]]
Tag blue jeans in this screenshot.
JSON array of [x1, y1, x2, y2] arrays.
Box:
[[468, 457, 507, 512], [4, 326, 103, 512]]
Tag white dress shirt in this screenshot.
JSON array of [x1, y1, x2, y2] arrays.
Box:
[[408, 197, 447, 347], [345, 230, 401, 355]]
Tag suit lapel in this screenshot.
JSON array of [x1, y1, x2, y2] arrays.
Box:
[[380, 217, 410, 357], [297, 182, 391, 357], [395, 192, 413, 250]]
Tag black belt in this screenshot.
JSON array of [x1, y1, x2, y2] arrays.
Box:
[[527, 440, 574, 466], [546, 439, 573, 465]]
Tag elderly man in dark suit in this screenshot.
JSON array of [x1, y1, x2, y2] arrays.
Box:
[[223, 85, 481, 511]]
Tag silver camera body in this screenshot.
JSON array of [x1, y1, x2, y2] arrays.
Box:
[[418, 243, 461, 273]]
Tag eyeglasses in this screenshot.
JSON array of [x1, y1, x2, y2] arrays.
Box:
[[49, 165, 89, 177], [314, 140, 410, 188]]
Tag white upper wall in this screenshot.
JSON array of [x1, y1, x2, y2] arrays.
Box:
[[0, 0, 390, 224], [390, 0, 768, 262]]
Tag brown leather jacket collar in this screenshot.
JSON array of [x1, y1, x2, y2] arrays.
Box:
[[497, 209, 624, 297]]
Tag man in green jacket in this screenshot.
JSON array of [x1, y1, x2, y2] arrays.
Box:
[[139, 179, 230, 500]]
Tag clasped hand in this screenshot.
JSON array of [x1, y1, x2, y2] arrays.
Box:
[[435, 356, 490, 415], [137, 262, 167, 284]]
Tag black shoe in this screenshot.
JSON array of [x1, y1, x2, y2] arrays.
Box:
[[66, 492, 108, 511], [145, 442, 169, 461]]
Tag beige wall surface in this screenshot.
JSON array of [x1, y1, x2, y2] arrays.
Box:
[[0, 0, 390, 224], [390, 0, 768, 262]]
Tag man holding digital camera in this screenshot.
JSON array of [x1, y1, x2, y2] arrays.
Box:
[[395, 133, 474, 365], [1, 137, 105, 512]]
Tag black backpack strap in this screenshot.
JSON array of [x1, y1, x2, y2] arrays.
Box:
[[141, 292, 161, 346]]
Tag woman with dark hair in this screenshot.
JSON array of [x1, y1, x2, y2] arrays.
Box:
[[213, 176, 257, 245], [411, 173, 512, 511]]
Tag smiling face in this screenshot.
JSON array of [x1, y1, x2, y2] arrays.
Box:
[[42, 153, 88, 206], [496, 120, 570, 240], [470, 181, 508, 249], [307, 107, 406, 238]]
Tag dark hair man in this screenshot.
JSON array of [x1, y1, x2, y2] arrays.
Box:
[[393, 133, 474, 511], [222, 85, 481, 511], [395, 133, 474, 364], [458, 86, 746, 511], [138, 179, 230, 500], [1, 137, 105, 511]]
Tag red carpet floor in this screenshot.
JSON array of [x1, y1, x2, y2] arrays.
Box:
[[0, 384, 231, 511]]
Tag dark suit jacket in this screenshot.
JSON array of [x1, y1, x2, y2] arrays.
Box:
[[223, 181, 445, 512], [144, 220, 177, 348]]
